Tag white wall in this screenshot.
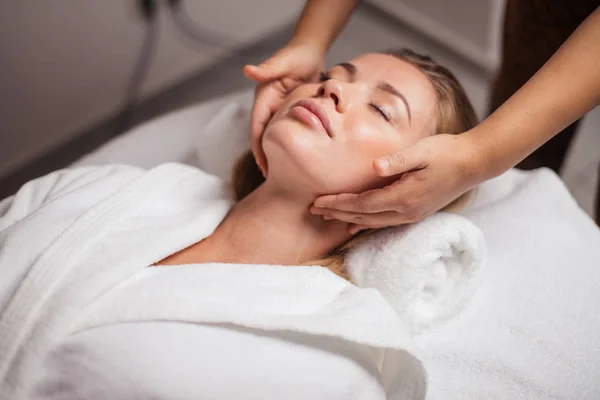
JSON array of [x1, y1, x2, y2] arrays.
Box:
[[368, 0, 506, 71], [0, 0, 304, 178]]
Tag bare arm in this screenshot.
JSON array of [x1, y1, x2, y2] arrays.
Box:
[[469, 8, 600, 180], [289, 0, 360, 52], [310, 8, 600, 227]]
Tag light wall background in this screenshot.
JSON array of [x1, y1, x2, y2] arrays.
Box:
[[0, 0, 305, 178]]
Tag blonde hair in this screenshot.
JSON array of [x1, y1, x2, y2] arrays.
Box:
[[232, 49, 479, 281]]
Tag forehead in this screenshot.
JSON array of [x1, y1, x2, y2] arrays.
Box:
[[349, 53, 432, 90]]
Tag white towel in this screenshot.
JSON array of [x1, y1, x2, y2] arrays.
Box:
[[347, 212, 486, 334]]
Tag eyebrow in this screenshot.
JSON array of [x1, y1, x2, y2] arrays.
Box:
[[337, 62, 357, 75], [335, 62, 412, 123]]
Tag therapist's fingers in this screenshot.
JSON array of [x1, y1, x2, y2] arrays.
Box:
[[244, 64, 280, 83], [244, 43, 322, 83], [313, 186, 403, 214], [250, 84, 280, 175], [250, 129, 267, 177], [374, 141, 429, 177], [244, 54, 291, 83], [250, 81, 289, 175], [347, 224, 371, 235], [251, 141, 267, 177], [310, 206, 400, 228]]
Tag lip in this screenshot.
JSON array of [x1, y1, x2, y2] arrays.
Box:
[[289, 99, 332, 137]]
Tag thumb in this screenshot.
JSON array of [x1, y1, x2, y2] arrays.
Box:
[[374, 140, 428, 177], [243, 57, 289, 82]]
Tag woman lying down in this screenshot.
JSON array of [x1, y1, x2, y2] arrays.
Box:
[[0, 49, 477, 399]]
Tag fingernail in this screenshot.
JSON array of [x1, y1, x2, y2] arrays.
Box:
[[314, 201, 325, 208], [349, 227, 359, 235], [322, 215, 332, 220], [375, 159, 389, 173], [310, 207, 323, 215]]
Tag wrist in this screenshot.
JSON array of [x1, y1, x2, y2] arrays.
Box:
[[462, 128, 494, 184], [287, 34, 328, 57]]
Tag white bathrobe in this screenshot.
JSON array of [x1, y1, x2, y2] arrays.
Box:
[[0, 163, 425, 400]]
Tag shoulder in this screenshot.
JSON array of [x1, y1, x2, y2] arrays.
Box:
[[44, 164, 145, 200], [150, 162, 233, 200]]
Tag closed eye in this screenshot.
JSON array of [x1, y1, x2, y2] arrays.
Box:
[[369, 102, 391, 122]]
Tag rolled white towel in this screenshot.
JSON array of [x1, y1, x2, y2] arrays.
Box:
[[347, 212, 486, 334]]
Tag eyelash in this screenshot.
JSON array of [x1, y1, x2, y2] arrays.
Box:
[[319, 71, 391, 123], [369, 102, 391, 122]]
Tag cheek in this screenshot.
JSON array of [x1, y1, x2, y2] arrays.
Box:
[[346, 118, 400, 158], [323, 121, 408, 193], [261, 119, 334, 188]]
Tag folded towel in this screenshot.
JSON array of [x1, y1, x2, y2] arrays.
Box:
[[347, 212, 486, 334]]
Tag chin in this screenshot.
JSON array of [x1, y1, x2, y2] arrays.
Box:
[[262, 142, 324, 192], [264, 120, 325, 162]]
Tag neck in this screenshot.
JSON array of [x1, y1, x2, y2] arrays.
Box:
[[199, 181, 352, 265]]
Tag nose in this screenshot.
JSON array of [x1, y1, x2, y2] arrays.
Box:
[[316, 79, 347, 112]]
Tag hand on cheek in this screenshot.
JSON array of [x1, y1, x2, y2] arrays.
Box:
[[310, 134, 482, 228]]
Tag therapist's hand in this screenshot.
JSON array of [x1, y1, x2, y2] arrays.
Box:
[[244, 43, 325, 176], [311, 133, 484, 234]]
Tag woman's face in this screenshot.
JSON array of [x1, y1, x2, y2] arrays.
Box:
[[262, 53, 439, 196]]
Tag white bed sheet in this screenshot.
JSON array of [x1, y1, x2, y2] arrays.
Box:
[[73, 90, 254, 172], [71, 90, 600, 399]]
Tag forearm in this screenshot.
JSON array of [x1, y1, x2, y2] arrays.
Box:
[[470, 8, 600, 180], [288, 0, 360, 53]]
